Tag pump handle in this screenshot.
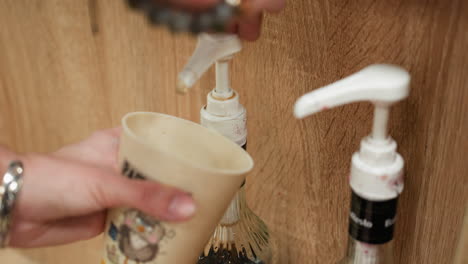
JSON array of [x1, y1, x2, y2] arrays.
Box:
[[294, 64, 410, 119]]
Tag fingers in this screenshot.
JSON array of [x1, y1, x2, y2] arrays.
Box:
[[102, 126, 122, 139], [15, 154, 196, 222], [140, 0, 286, 41], [238, 13, 263, 41], [54, 127, 122, 170], [94, 175, 196, 222], [237, 0, 285, 41], [252, 0, 286, 13], [9, 212, 106, 248], [9, 154, 196, 247]]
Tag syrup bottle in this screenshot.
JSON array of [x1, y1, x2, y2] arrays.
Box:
[[294, 64, 411, 264], [178, 33, 272, 264]]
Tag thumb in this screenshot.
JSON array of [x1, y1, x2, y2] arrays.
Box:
[[94, 173, 196, 222]]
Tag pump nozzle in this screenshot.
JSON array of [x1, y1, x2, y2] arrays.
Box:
[[177, 33, 242, 94]]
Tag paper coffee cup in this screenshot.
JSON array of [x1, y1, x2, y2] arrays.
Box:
[[101, 112, 254, 264]]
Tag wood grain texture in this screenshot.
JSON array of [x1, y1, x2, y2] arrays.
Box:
[[0, 0, 467, 263], [454, 206, 468, 264]]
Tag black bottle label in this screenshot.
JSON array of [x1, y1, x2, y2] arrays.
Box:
[[348, 191, 398, 244]]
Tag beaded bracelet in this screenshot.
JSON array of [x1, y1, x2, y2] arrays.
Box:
[[126, 0, 242, 34]]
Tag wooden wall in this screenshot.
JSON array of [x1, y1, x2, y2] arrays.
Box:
[[0, 0, 467, 263]]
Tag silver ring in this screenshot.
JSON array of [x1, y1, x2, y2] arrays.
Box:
[[0, 161, 24, 248]]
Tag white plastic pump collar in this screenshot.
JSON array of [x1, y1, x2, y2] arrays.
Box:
[[201, 95, 247, 147], [206, 91, 243, 116], [351, 137, 404, 201]]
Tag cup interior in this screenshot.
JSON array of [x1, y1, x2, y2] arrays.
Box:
[[123, 112, 254, 175]]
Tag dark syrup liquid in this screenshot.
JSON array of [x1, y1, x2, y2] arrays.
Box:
[[197, 245, 264, 264], [197, 143, 266, 264]]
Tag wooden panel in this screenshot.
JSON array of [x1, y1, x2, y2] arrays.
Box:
[[0, 0, 467, 263], [454, 206, 468, 264]]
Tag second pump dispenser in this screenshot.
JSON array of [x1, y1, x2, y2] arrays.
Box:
[[295, 64, 411, 264], [178, 33, 272, 264]]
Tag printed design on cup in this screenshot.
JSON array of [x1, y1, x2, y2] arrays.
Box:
[[120, 209, 166, 262], [106, 244, 120, 264], [122, 160, 148, 180], [104, 160, 176, 263], [106, 209, 176, 264]]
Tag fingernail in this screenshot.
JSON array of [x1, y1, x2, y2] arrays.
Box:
[[168, 195, 196, 218]]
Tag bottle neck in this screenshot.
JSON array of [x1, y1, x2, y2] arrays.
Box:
[[342, 237, 395, 264], [219, 185, 247, 225]]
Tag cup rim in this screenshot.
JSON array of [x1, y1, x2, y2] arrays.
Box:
[[122, 112, 254, 176]]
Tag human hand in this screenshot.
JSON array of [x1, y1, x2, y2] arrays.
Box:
[[229, 0, 286, 41], [1, 127, 196, 248], [172, 0, 286, 40], [132, 0, 286, 41]]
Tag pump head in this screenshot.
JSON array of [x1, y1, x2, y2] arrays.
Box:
[[177, 33, 242, 94], [294, 64, 411, 200], [178, 33, 246, 145], [295, 64, 410, 141]]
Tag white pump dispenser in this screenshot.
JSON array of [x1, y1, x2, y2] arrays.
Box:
[[295, 64, 410, 201], [179, 33, 272, 263], [295, 64, 410, 264], [178, 33, 246, 146]]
